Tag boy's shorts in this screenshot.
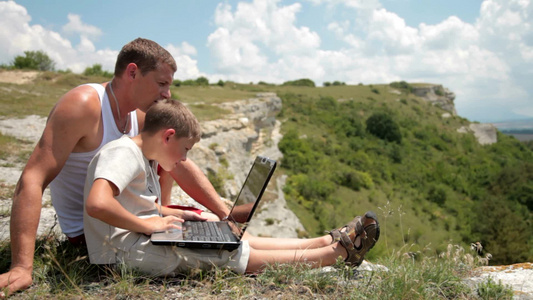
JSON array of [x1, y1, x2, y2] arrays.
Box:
[[115, 235, 250, 276]]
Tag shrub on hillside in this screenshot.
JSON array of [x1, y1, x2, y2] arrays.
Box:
[[390, 81, 413, 93], [365, 112, 402, 143], [83, 64, 113, 78], [12, 50, 55, 71], [282, 78, 315, 87]]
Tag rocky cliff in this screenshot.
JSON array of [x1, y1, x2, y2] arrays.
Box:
[[412, 84, 457, 115], [170, 93, 305, 238], [411, 84, 498, 145]]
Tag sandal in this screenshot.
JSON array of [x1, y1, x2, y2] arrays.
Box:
[[328, 211, 380, 266]]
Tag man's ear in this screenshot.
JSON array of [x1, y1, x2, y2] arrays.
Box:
[[125, 63, 138, 80], [162, 128, 176, 144]]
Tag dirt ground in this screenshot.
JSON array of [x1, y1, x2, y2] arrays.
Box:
[[0, 70, 39, 84]]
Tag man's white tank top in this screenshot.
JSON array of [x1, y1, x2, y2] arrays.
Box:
[[49, 83, 139, 237]]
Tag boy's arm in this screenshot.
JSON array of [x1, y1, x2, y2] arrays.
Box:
[[86, 179, 182, 235]]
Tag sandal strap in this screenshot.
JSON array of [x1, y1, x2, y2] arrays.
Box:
[[327, 216, 364, 244], [328, 211, 380, 267]]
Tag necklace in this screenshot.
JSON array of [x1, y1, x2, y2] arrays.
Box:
[[108, 80, 130, 134]]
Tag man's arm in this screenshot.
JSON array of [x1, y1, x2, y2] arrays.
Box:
[[0, 86, 101, 296], [169, 159, 231, 219]]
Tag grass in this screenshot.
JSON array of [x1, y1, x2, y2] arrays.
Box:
[[0, 70, 520, 298], [0, 230, 513, 299], [0, 133, 32, 163]]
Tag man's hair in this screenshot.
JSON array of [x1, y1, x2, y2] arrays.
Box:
[[142, 99, 201, 141], [114, 38, 177, 76]]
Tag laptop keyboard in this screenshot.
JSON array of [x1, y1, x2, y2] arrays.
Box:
[[184, 221, 231, 242]]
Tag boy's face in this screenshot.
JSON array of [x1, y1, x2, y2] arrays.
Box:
[[159, 136, 197, 171]]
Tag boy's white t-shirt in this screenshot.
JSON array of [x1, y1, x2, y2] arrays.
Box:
[[83, 136, 251, 275], [83, 135, 160, 264]]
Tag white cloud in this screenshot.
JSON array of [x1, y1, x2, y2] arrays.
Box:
[[0, 2, 201, 79], [62, 13, 102, 39], [205, 0, 533, 121], [0, 2, 114, 73], [207, 0, 320, 77], [1, 0, 532, 121], [165, 42, 202, 80]]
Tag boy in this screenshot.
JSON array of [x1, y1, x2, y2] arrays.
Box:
[[84, 99, 380, 276]]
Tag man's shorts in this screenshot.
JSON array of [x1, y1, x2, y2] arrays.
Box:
[[114, 235, 250, 276]]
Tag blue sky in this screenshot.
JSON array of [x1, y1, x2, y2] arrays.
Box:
[[1, 0, 532, 123]]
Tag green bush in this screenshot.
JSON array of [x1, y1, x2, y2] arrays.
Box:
[[365, 112, 402, 143], [427, 184, 448, 206], [12, 50, 55, 71], [83, 64, 112, 78], [390, 81, 413, 93], [282, 78, 315, 87], [196, 76, 209, 86]]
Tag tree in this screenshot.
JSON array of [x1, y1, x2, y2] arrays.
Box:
[[473, 197, 532, 264], [282, 78, 315, 87], [196, 76, 209, 86], [365, 112, 402, 143], [13, 50, 55, 71], [83, 64, 112, 77]]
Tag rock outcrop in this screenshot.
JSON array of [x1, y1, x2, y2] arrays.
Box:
[[170, 93, 305, 238], [410, 84, 498, 145], [0, 93, 306, 240], [412, 84, 457, 115], [457, 123, 498, 145]]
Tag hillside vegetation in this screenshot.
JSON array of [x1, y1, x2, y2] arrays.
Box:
[[0, 71, 531, 266]]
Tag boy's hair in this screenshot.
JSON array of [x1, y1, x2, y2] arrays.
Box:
[[114, 37, 177, 76], [142, 99, 201, 141]]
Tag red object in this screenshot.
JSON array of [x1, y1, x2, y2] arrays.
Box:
[[67, 234, 86, 247], [165, 205, 203, 215]]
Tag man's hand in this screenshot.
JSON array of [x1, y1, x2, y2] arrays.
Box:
[[181, 210, 209, 221], [0, 266, 33, 298]]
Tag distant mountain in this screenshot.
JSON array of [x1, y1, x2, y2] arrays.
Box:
[[492, 119, 533, 141], [492, 118, 533, 131]]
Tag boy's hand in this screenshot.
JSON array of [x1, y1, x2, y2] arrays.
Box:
[[145, 216, 183, 235]]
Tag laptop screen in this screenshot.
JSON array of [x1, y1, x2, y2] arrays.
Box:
[[227, 156, 276, 238]]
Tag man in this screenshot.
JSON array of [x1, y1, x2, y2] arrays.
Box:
[[0, 38, 229, 296]]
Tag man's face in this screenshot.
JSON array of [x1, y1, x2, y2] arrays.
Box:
[[134, 63, 174, 112]]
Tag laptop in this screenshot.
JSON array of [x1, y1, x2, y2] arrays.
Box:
[[151, 155, 277, 250]]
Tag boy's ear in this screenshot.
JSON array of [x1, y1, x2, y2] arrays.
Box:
[[162, 128, 176, 144]]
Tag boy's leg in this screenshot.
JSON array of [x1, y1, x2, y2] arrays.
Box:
[[244, 212, 379, 272], [245, 242, 347, 273], [242, 232, 332, 250]]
